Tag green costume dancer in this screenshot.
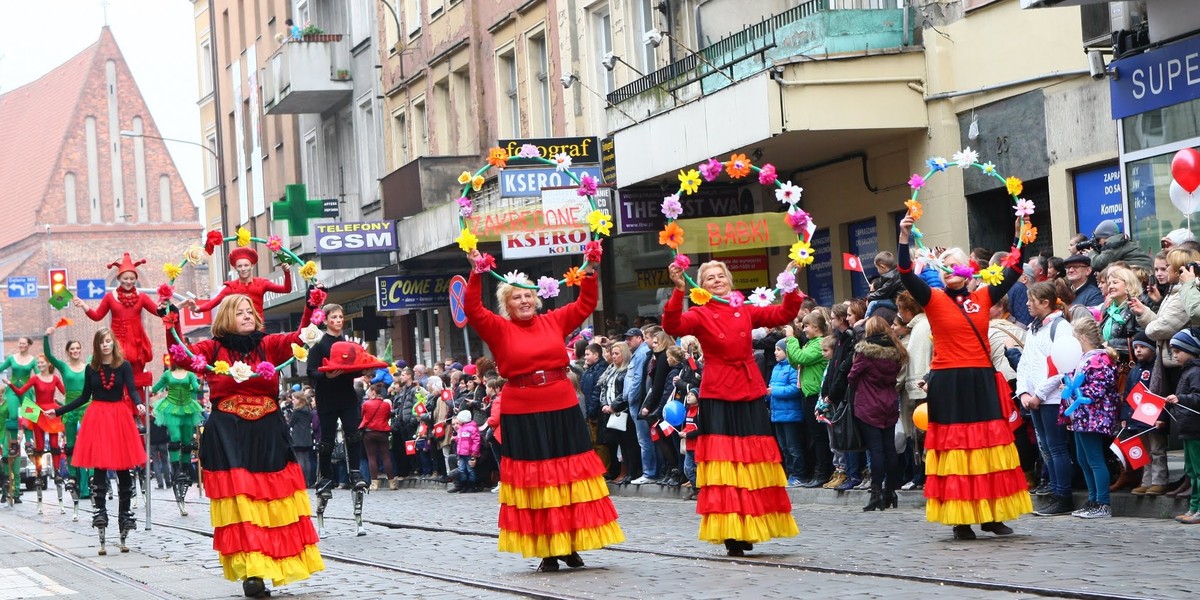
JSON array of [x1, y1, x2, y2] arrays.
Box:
[[44, 333, 92, 500], [150, 366, 202, 515], [0, 338, 36, 502]]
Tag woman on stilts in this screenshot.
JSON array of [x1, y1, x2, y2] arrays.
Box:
[[2, 353, 66, 514], [44, 326, 92, 517], [149, 359, 203, 515], [0, 336, 36, 503]]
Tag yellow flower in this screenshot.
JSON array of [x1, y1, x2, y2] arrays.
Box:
[[299, 260, 319, 281], [471, 175, 485, 191], [212, 360, 230, 375], [163, 263, 182, 280], [980, 264, 1005, 286], [1005, 176, 1023, 197], [586, 210, 613, 236], [689, 287, 713, 306], [458, 171, 472, 185], [291, 343, 309, 362], [678, 169, 702, 195], [788, 240, 815, 266], [236, 226, 252, 247], [456, 228, 478, 252]]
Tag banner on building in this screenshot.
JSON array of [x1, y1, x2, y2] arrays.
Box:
[[1109, 35, 1200, 120], [1073, 164, 1123, 240], [617, 185, 749, 234], [808, 229, 834, 306], [673, 212, 793, 255], [376, 275, 455, 311], [848, 218, 879, 298], [497, 136, 599, 166], [498, 187, 609, 259], [316, 221, 397, 254], [713, 251, 769, 289]]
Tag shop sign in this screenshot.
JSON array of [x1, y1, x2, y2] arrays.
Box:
[[848, 218, 879, 298], [600, 136, 616, 184], [376, 275, 455, 311], [806, 228, 834, 306], [1073, 165, 1123, 239], [1109, 35, 1200, 119], [674, 213, 793, 255], [497, 136, 599, 166], [500, 165, 603, 197], [634, 267, 671, 290], [713, 251, 769, 289], [617, 185, 749, 234], [315, 221, 396, 254], [499, 187, 598, 259]]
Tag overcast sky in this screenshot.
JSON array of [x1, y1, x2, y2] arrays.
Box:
[[0, 0, 203, 213]]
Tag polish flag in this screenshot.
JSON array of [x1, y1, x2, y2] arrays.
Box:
[[843, 253, 864, 273], [1125, 382, 1166, 426], [405, 440, 417, 455], [1111, 436, 1151, 470], [658, 421, 677, 436]]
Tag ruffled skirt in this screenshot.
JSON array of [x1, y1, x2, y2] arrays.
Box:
[[72, 401, 146, 470], [152, 397, 205, 431]]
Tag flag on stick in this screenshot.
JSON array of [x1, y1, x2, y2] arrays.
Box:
[[1111, 435, 1151, 469], [1125, 382, 1166, 426], [843, 253, 864, 273]]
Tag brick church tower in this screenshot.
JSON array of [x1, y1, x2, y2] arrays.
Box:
[[0, 27, 206, 361]]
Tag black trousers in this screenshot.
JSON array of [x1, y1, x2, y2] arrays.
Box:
[[804, 395, 832, 480], [858, 421, 901, 493], [317, 399, 363, 481], [92, 469, 133, 515]]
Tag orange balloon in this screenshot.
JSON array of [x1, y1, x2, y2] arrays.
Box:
[[913, 403, 929, 431]]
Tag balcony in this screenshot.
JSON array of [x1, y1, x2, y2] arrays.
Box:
[[264, 36, 353, 115]]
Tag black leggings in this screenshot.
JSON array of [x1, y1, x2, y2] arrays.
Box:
[[92, 469, 133, 515], [804, 395, 832, 479], [317, 400, 363, 480], [603, 420, 642, 479], [858, 421, 901, 493]]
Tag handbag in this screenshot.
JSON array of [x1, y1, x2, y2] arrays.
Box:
[[955, 302, 1023, 432], [606, 411, 628, 431], [828, 395, 864, 452]]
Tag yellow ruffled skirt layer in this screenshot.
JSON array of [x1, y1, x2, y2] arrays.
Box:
[[219, 546, 325, 587], [210, 490, 311, 529], [697, 460, 787, 490], [498, 521, 625, 558], [926, 444, 1021, 476], [698, 512, 799, 544], [498, 475, 610, 509], [924, 444, 1032, 525], [926, 492, 1034, 526]]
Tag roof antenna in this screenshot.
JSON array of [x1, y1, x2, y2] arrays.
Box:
[[100, 0, 110, 26]]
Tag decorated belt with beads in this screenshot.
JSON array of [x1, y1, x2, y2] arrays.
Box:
[[216, 395, 278, 420]]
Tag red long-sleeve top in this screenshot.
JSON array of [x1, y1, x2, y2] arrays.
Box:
[[83, 288, 158, 367], [9, 375, 65, 410], [465, 271, 597, 415], [194, 270, 293, 320], [662, 288, 802, 401]]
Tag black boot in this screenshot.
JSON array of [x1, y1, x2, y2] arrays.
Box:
[[350, 470, 369, 492], [314, 478, 336, 499], [92, 494, 108, 528], [885, 489, 899, 509], [723, 539, 744, 557], [863, 490, 884, 512], [242, 576, 270, 597]]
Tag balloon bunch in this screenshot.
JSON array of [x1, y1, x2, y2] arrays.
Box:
[[1170, 148, 1200, 221]]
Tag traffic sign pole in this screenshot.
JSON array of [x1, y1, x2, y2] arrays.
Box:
[[448, 275, 470, 362]]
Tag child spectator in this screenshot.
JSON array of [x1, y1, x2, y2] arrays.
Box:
[[1166, 328, 1200, 524], [359, 383, 398, 490], [679, 386, 701, 500], [449, 410, 481, 493], [1062, 319, 1120, 519], [1125, 333, 1168, 495], [768, 338, 804, 487], [866, 251, 903, 317]]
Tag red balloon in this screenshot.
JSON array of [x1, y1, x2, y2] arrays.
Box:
[[1172, 148, 1200, 194]]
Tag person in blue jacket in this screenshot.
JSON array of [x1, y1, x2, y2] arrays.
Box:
[[768, 338, 805, 487]]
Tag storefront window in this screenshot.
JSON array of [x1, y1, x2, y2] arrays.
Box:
[[1125, 150, 1200, 250], [609, 233, 673, 334], [1122, 97, 1200, 154]]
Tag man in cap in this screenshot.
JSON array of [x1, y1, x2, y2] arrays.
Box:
[[1063, 254, 1105, 307], [1089, 220, 1153, 272], [1162, 228, 1196, 251]]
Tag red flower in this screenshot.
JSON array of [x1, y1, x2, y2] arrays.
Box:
[[473, 253, 497, 274], [1002, 246, 1022, 269], [308, 287, 328, 308], [584, 241, 603, 263], [157, 284, 174, 303], [204, 230, 223, 255]]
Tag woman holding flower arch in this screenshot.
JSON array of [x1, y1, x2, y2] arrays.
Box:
[[72, 252, 160, 390]]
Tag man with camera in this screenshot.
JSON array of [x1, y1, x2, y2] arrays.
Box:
[[1079, 219, 1153, 273], [1062, 254, 1105, 307]]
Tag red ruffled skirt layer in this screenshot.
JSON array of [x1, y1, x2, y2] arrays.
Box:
[[923, 419, 1032, 525], [72, 401, 146, 470]]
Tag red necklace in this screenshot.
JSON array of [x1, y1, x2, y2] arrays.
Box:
[[116, 286, 139, 308], [98, 366, 117, 390]]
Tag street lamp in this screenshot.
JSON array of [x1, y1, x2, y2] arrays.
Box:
[[645, 29, 735, 84], [560, 74, 639, 125]]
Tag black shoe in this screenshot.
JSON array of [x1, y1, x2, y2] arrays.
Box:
[[1035, 495, 1074, 516], [563, 552, 584, 568], [1031, 481, 1051, 496], [863, 490, 885, 512], [92, 511, 109, 529], [447, 485, 462, 493], [723, 539, 744, 557], [801, 477, 826, 488], [119, 512, 136, 531], [886, 490, 899, 509], [536, 557, 559, 572], [980, 521, 1013, 535], [242, 576, 270, 597], [952, 525, 976, 540], [314, 479, 335, 499]]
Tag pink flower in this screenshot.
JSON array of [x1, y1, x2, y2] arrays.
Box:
[[785, 210, 811, 235], [308, 287, 327, 307], [459, 203, 474, 218], [310, 308, 326, 325], [169, 344, 189, 365], [758, 164, 777, 185], [952, 265, 975, 278], [661, 194, 683, 219], [727, 291, 745, 308], [699, 158, 723, 182], [672, 254, 691, 270], [536, 276, 561, 299], [473, 252, 497, 273], [518, 143, 540, 158], [255, 361, 277, 379], [584, 241, 603, 263], [267, 235, 283, 252], [577, 173, 598, 196], [1014, 198, 1035, 218], [908, 174, 925, 190], [776, 271, 798, 294], [157, 284, 174, 303], [191, 354, 208, 371]]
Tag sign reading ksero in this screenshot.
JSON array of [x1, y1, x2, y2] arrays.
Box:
[[499, 187, 609, 259]]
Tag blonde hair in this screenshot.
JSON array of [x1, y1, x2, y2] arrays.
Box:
[[802, 311, 830, 336], [495, 283, 543, 320], [211, 294, 263, 336], [1074, 318, 1119, 362], [696, 260, 733, 292], [679, 335, 702, 359], [665, 346, 685, 365], [608, 342, 631, 370], [1105, 266, 1143, 300], [650, 329, 675, 351]]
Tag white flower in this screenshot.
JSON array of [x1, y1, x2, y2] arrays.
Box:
[[775, 181, 803, 205], [299, 324, 324, 347], [553, 153, 572, 172], [504, 270, 530, 285], [748, 287, 775, 307], [952, 147, 979, 169], [228, 361, 254, 383], [914, 248, 942, 269]]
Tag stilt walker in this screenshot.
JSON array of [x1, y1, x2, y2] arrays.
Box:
[[72, 253, 159, 396], [45, 327, 92, 521], [149, 364, 203, 516], [4, 355, 66, 515], [0, 337, 37, 505]]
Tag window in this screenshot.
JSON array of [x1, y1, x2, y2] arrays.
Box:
[[633, 0, 656, 74], [392, 110, 409, 165], [498, 49, 520, 138], [451, 67, 472, 153], [430, 0, 445, 20], [200, 39, 213, 95], [351, 0, 371, 44], [64, 173, 78, 224], [205, 132, 219, 190], [527, 32, 551, 136], [593, 8, 615, 93], [413, 98, 428, 158], [160, 175, 172, 222], [433, 77, 451, 153], [406, 0, 421, 37], [303, 129, 320, 193], [294, 0, 309, 25], [357, 94, 379, 204]]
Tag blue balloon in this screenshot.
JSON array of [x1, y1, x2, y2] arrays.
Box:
[[291, 384, 302, 392], [663, 400, 686, 428]]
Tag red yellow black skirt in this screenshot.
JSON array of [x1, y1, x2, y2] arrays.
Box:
[[923, 367, 1033, 525], [695, 397, 798, 544], [72, 400, 146, 470], [200, 397, 324, 586], [498, 405, 624, 558]]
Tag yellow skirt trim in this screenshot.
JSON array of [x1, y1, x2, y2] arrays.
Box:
[[696, 460, 787, 490], [925, 490, 1034, 525], [498, 521, 626, 558], [925, 444, 1021, 477], [210, 490, 312, 529], [698, 511, 799, 544], [499, 475, 610, 509], [219, 545, 325, 586]]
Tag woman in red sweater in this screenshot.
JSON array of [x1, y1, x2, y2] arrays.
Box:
[[359, 383, 397, 490], [5, 356, 66, 473], [663, 259, 802, 556], [465, 250, 623, 573]]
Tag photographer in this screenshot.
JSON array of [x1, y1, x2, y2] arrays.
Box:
[[1082, 220, 1153, 272]]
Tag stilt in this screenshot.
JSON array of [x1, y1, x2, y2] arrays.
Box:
[[172, 465, 189, 517], [315, 494, 330, 538], [66, 476, 80, 521], [55, 475, 65, 514], [97, 526, 107, 556], [93, 479, 109, 555], [34, 457, 44, 515], [353, 487, 366, 536]]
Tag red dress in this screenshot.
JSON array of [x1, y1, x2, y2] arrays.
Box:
[[11, 375, 66, 437], [464, 271, 624, 558], [194, 270, 293, 320], [83, 288, 159, 387]]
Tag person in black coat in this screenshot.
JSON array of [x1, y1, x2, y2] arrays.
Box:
[[289, 393, 316, 486], [802, 305, 855, 488], [579, 345, 607, 422], [307, 303, 366, 495]]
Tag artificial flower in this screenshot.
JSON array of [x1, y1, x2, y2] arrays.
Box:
[[169, 344, 190, 365], [952, 265, 975, 279], [1021, 223, 1039, 244], [487, 147, 508, 169], [518, 143, 540, 158], [291, 343, 309, 362], [980, 264, 1005, 286], [204, 230, 223, 255], [191, 354, 208, 371], [458, 203, 473, 218], [310, 308, 326, 325], [470, 174, 485, 191], [163, 263, 182, 280], [758, 163, 778, 185], [577, 173, 599, 197], [1014, 198, 1035, 218], [785, 209, 812, 235], [659, 222, 685, 249], [474, 253, 497, 273], [789, 240, 815, 266], [387, 364, 398, 376], [748, 287, 775, 307], [212, 360, 230, 375], [236, 226, 252, 247], [456, 228, 478, 252], [308, 287, 327, 307], [661, 194, 683, 219], [905, 199, 924, 220], [699, 158, 723, 182], [228, 361, 254, 383], [775, 181, 802, 205], [504, 271, 530, 285], [981, 162, 997, 174], [536, 276, 561, 299], [266, 235, 283, 252], [299, 260, 319, 281], [776, 271, 797, 294], [157, 283, 174, 303], [911, 226, 924, 243], [678, 169, 702, 195], [299, 324, 323, 346], [553, 153, 572, 172], [689, 287, 713, 305], [725, 153, 752, 179], [952, 147, 979, 168], [1002, 247, 1022, 269], [1005, 176, 1024, 196], [727, 291, 745, 308], [564, 267, 585, 287], [183, 244, 207, 266], [586, 210, 613, 236], [672, 254, 691, 270], [584, 241, 603, 263], [255, 361, 277, 379], [926, 157, 948, 172], [458, 171, 472, 185], [908, 174, 926, 190]]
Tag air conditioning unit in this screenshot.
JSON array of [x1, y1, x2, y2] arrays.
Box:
[[1081, 1, 1147, 52]]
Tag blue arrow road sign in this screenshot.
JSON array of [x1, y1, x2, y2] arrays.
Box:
[[6, 276, 37, 298], [77, 279, 107, 300]]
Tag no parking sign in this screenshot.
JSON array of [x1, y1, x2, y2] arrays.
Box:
[[449, 275, 468, 328]]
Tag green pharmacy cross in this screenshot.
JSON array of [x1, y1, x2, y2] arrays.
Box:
[[272, 184, 325, 237]]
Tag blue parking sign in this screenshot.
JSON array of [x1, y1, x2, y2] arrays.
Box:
[[6, 276, 37, 298]]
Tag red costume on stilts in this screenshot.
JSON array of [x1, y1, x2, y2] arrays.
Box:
[[76, 253, 158, 388], [191, 247, 292, 321]]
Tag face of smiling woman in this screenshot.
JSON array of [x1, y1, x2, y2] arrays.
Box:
[[506, 288, 538, 321], [699, 265, 731, 297]]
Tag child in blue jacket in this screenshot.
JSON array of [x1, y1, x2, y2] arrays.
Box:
[[768, 339, 805, 487]]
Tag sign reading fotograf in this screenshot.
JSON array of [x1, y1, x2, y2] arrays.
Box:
[[1109, 35, 1200, 119], [498, 136, 599, 167], [617, 185, 750, 234], [316, 221, 396, 254], [376, 275, 455, 311]]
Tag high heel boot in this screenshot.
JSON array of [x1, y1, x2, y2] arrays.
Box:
[[863, 490, 885, 511], [885, 489, 899, 509]]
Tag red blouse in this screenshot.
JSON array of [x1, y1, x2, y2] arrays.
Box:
[[923, 288, 995, 370], [662, 289, 802, 401], [195, 270, 293, 320], [10, 375, 64, 409]]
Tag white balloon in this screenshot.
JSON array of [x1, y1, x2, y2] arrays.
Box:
[[1170, 180, 1200, 214], [1050, 333, 1083, 373]]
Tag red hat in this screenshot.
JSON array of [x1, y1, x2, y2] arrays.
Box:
[[106, 252, 147, 278], [318, 341, 389, 373], [463, 364, 478, 376], [228, 247, 259, 267]]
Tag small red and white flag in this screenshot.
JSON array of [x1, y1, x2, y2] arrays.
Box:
[[843, 253, 863, 273], [405, 439, 417, 455], [1125, 382, 1166, 426], [658, 421, 676, 436], [433, 422, 446, 437], [1111, 435, 1151, 470], [414, 402, 428, 416], [441, 389, 453, 402]]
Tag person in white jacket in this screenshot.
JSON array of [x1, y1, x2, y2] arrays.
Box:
[[1015, 279, 1074, 517]]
